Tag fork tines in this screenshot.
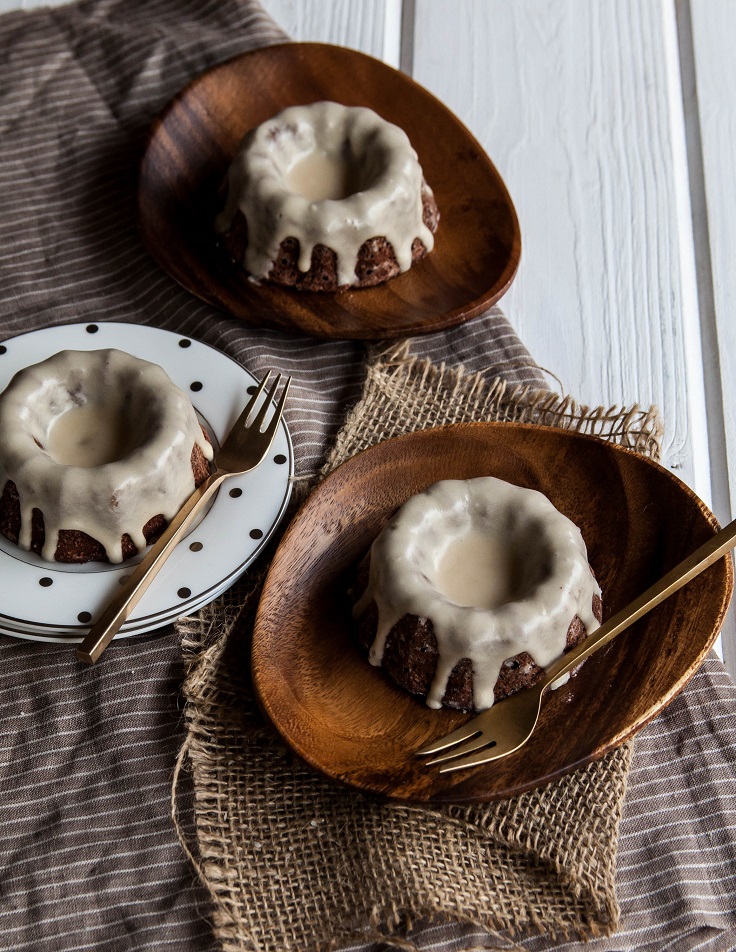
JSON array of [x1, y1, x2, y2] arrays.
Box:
[[422, 734, 497, 769], [251, 372, 290, 432]]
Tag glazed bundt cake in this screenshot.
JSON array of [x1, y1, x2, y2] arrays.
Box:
[[352, 477, 602, 712], [216, 101, 439, 291], [0, 349, 213, 564]]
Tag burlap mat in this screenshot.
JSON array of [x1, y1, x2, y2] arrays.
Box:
[[173, 342, 664, 952]]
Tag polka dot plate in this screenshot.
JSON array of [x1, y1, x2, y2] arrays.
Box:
[[0, 322, 293, 643]]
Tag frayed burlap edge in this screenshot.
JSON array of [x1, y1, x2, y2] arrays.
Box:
[[323, 341, 662, 473], [173, 341, 662, 952]]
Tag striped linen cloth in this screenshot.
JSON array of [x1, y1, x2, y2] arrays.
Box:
[[0, 1, 734, 950]]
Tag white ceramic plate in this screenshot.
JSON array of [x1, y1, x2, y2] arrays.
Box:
[[0, 322, 293, 642]]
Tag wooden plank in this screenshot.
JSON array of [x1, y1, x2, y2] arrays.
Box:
[[687, 0, 736, 519], [410, 0, 705, 499], [685, 0, 736, 669], [262, 0, 390, 61], [0, 0, 70, 9]]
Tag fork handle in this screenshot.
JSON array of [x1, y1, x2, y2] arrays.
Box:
[[541, 517, 736, 691], [75, 470, 227, 664]]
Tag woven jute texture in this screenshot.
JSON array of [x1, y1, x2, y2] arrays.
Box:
[[173, 343, 664, 952]]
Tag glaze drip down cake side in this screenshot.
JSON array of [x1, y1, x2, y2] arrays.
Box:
[[0, 349, 214, 564], [352, 477, 602, 712], [216, 101, 439, 292]]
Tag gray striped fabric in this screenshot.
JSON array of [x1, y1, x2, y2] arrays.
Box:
[[0, 1, 733, 950]]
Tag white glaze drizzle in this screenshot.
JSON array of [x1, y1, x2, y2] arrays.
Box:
[[0, 349, 214, 563], [215, 101, 435, 287], [353, 478, 601, 710]]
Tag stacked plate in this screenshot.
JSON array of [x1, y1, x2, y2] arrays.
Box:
[[0, 322, 293, 643]]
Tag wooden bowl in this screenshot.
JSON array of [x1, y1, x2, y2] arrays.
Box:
[[137, 42, 520, 340], [251, 423, 733, 802]]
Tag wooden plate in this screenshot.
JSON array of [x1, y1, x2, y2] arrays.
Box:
[[137, 42, 520, 340], [252, 423, 733, 803]]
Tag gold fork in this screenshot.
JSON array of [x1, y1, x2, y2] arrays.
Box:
[[416, 516, 736, 773], [76, 372, 291, 665]]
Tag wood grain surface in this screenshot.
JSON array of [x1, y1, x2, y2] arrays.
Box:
[[251, 423, 732, 802], [411, 1, 706, 495], [137, 41, 520, 340], [688, 0, 736, 529]]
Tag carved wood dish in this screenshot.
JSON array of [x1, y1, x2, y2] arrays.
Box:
[[137, 42, 521, 340], [251, 423, 733, 803]]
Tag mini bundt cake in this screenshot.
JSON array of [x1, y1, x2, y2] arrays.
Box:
[[216, 100, 439, 291], [0, 349, 214, 564], [352, 477, 602, 712]]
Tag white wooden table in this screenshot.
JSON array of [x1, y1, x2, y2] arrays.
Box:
[[3, 0, 734, 672]]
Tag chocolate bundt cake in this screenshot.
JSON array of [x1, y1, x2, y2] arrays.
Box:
[[216, 101, 439, 291], [352, 478, 602, 712], [0, 349, 213, 564]]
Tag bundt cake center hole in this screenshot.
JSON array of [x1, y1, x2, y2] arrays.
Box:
[[285, 148, 366, 202], [430, 528, 548, 610], [45, 402, 138, 467]]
